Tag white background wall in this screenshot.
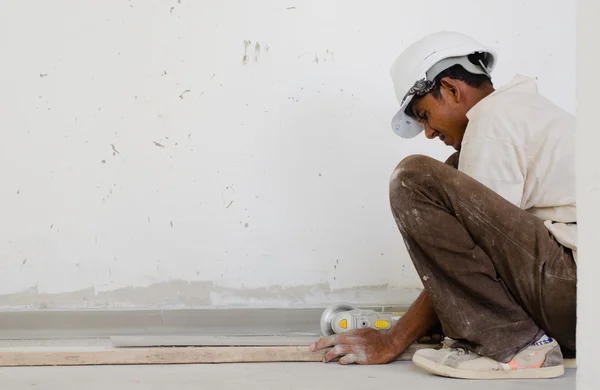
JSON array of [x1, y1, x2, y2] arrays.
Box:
[[577, 0, 599, 387], [0, 0, 576, 309]]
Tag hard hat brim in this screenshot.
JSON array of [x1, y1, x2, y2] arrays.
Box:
[[391, 97, 424, 139]]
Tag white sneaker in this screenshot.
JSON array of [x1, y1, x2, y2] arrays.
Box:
[[412, 337, 564, 379]]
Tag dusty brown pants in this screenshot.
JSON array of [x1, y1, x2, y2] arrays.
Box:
[[390, 154, 576, 363]]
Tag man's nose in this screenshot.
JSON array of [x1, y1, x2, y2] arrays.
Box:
[[424, 124, 437, 139]]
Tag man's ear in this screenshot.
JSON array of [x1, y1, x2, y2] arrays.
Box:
[[439, 78, 461, 104]]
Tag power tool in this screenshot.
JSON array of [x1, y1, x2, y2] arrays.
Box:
[[319, 303, 405, 336]]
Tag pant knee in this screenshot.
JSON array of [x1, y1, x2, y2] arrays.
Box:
[[389, 154, 446, 232], [389, 154, 438, 195]]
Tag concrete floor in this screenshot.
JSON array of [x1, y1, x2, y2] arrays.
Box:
[[0, 362, 575, 390]]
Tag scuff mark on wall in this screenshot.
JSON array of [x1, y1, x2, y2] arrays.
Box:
[[0, 280, 417, 309], [254, 42, 261, 62], [0, 281, 213, 309], [222, 185, 235, 208], [326, 49, 334, 62], [242, 40, 251, 64], [209, 282, 417, 307]]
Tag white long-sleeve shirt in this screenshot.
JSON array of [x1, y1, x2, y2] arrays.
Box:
[[458, 75, 577, 262]]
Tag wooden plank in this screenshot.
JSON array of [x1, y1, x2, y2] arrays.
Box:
[[0, 343, 436, 367], [0, 346, 321, 367]]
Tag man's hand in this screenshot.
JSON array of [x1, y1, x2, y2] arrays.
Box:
[[310, 291, 441, 365], [309, 328, 400, 365]]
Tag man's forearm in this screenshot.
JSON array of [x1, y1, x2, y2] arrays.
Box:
[[387, 289, 440, 356]]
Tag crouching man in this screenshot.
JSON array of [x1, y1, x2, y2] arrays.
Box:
[[311, 31, 576, 380]]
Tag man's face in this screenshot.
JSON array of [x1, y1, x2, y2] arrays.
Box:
[[408, 82, 469, 150]]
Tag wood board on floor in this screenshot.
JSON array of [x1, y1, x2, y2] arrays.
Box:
[[0, 343, 436, 367]]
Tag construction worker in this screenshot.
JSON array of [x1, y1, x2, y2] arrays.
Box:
[[310, 31, 576, 379]]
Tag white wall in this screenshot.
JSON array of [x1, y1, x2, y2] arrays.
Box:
[[577, 0, 600, 387], [0, 0, 576, 309]]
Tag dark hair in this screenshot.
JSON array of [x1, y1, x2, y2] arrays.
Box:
[[431, 53, 492, 98]]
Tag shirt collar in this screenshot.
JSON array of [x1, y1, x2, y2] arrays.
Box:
[[466, 75, 539, 120]]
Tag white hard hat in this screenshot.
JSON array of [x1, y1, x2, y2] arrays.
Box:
[[390, 31, 497, 138]]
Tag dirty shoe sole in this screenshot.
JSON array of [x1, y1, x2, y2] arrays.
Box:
[[413, 354, 565, 379]]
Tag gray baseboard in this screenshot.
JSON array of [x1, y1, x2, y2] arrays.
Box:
[[0, 306, 408, 340]]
